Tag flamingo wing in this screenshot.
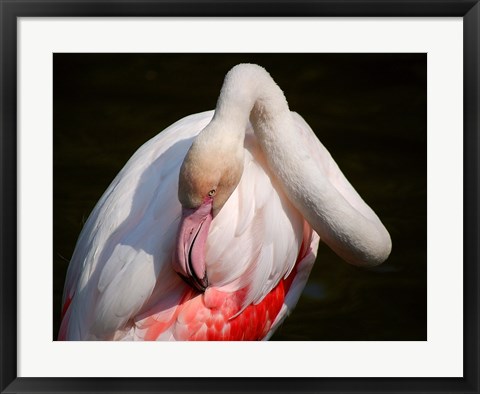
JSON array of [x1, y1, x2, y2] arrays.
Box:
[[60, 112, 212, 339]]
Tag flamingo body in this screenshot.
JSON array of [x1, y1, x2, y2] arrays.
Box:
[[60, 110, 320, 340], [60, 64, 390, 341]]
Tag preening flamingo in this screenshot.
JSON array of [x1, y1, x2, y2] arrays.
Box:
[[59, 64, 391, 341]]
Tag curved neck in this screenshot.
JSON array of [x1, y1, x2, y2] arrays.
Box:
[[211, 64, 391, 267], [214, 64, 289, 131]]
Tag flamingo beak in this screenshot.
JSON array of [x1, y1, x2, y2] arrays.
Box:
[[174, 197, 213, 291]]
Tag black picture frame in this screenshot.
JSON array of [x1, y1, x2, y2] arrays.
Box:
[[1, 1, 478, 393]]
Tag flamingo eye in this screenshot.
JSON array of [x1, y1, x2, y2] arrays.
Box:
[[208, 189, 216, 197]]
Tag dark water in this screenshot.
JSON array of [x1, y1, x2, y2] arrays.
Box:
[[53, 53, 426, 341]]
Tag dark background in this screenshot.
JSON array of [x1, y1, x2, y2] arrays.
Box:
[[53, 53, 426, 341]]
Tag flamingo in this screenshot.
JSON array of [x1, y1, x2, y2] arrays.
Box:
[[59, 64, 391, 341]]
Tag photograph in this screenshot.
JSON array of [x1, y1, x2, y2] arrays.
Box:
[[53, 53, 427, 341]]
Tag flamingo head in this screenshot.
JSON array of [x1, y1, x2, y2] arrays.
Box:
[[174, 123, 244, 291]]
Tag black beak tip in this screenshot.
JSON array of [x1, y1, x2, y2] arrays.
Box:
[[176, 271, 209, 293]]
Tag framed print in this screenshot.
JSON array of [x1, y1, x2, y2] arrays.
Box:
[[1, 1, 479, 393]]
